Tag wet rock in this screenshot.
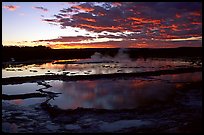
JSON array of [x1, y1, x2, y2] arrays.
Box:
[[12, 112, 24, 116], [62, 72, 70, 75], [165, 127, 179, 133], [27, 127, 34, 131], [77, 116, 103, 128], [65, 124, 81, 130], [37, 129, 50, 133], [99, 120, 152, 132], [45, 72, 55, 75], [15, 116, 29, 120], [53, 116, 77, 123], [46, 125, 60, 131], [183, 122, 188, 126], [2, 122, 12, 133], [2, 122, 18, 133], [30, 70, 38, 72], [24, 112, 38, 117], [5, 68, 16, 71], [18, 129, 28, 132]]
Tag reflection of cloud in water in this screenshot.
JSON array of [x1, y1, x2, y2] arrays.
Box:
[[153, 72, 202, 82], [2, 71, 201, 109], [10, 99, 23, 105], [3, 58, 199, 78], [49, 78, 179, 109]]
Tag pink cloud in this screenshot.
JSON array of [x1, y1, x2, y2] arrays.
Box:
[[3, 5, 19, 11]]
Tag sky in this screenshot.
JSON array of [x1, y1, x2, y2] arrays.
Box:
[[2, 2, 202, 49]]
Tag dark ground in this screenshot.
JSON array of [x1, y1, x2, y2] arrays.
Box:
[[2, 46, 202, 133], [2, 46, 202, 62]]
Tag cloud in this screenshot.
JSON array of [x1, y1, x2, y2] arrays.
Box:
[[46, 38, 202, 49], [33, 36, 95, 43], [163, 36, 202, 42], [40, 2, 202, 48], [43, 2, 201, 34], [72, 3, 94, 12], [3, 5, 19, 11], [33, 6, 48, 12]]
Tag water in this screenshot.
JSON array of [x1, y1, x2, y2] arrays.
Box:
[[2, 58, 197, 78], [2, 58, 202, 109], [2, 72, 201, 110]]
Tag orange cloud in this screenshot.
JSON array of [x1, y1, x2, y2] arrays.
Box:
[[47, 43, 116, 49], [128, 17, 161, 24], [175, 14, 181, 18], [72, 5, 94, 12], [83, 18, 96, 22], [78, 24, 124, 32], [192, 22, 202, 25], [171, 24, 179, 31], [98, 12, 106, 16], [3, 5, 19, 11], [159, 24, 180, 32], [190, 11, 201, 16]]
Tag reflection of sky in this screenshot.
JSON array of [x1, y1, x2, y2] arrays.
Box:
[[2, 72, 201, 109], [2, 83, 47, 107], [2, 83, 42, 95], [48, 79, 174, 109], [2, 58, 195, 78], [48, 71, 202, 109], [3, 98, 46, 107], [152, 72, 202, 82]]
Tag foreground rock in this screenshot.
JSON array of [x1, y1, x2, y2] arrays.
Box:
[[2, 82, 202, 133]]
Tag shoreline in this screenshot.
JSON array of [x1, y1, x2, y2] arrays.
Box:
[[2, 67, 202, 85]]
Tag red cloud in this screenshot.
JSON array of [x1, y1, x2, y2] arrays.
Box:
[[190, 11, 201, 16], [41, 2, 202, 48], [128, 17, 161, 24], [72, 3, 94, 12], [83, 18, 96, 22], [192, 22, 202, 25], [175, 14, 181, 18], [3, 5, 19, 11]]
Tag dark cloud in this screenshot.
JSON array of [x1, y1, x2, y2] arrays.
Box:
[[34, 6, 48, 12], [41, 2, 201, 48], [60, 8, 73, 13], [34, 36, 95, 43]]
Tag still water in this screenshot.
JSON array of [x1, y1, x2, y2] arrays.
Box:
[[2, 58, 197, 78], [2, 72, 201, 110]]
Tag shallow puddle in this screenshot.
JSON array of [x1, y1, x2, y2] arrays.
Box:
[[2, 72, 201, 110], [2, 58, 197, 78]]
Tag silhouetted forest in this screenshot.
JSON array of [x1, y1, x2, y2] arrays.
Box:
[[2, 45, 202, 62]]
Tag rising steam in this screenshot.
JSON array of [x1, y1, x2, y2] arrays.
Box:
[[90, 48, 131, 63]]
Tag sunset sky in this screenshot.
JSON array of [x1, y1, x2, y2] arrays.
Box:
[[2, 2, 202, 49]]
